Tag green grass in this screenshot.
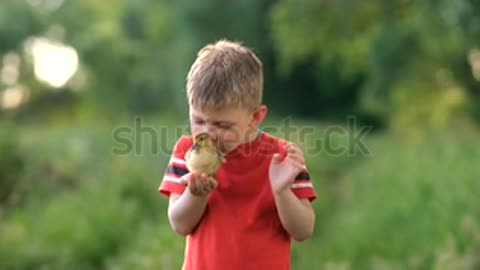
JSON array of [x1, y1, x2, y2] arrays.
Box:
[[0, 119, 479, 269], [293, 129, 480, 270]]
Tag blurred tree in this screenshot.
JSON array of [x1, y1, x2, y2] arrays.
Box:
[[1, 0, 479, 130], [1, 0, 277, 120], [0, 124, 23, 204], [0, 0, 45, 54], [270, 0, 480, 131]]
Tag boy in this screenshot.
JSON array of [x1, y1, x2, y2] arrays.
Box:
[[159, 40, 316, 270]]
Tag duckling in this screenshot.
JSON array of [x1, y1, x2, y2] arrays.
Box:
[[185, 133, 226, 176]]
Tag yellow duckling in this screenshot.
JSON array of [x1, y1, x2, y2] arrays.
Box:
[[185, 133, 226, 175]]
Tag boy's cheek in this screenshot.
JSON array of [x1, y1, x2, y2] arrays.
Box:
[[216, 132, 239, 148], [219, 131, 242, 144], [189, 123, 198, 133], [219, 142, 239, 153]]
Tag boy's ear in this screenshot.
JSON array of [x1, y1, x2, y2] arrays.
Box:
[[251, 105, 268, 127]]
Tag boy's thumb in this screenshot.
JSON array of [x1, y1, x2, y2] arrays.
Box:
[[179, 173, 190, 186], [271, 153, 282, 164]]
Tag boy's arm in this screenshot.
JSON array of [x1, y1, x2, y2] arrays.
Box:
[[270, 143, 316, 241], [273, 191, 315, 242], [167, 172, 217, 236], [168, 191, 209, 236]]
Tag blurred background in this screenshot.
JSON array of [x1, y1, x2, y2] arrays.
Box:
[[1, 0, 479, 269]]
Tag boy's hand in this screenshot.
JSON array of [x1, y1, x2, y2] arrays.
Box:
[[269, 143, 305, 194], [180, 172, 218, 197]]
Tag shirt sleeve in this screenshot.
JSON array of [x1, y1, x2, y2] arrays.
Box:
[[291, 168, 317, 202], [275, 138, 317, 202], [158, 136, 192, 197]]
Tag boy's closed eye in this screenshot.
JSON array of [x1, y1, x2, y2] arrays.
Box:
[[191, 114, 205, 123], [214, 122, 234, 130], [192, 118, 234, 132]]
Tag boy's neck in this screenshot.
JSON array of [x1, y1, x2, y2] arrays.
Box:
[[224, 129, 262, 156], [243, 129, 261, 144]]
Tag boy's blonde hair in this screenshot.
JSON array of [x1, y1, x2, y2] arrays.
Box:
[[186, 40, 263, 111]]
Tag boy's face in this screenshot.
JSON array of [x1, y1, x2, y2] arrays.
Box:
[[189, 105, 267, 154]]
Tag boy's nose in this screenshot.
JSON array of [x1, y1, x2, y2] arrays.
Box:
[[202, 125, 218, 141], [208, 130, 218, 142]]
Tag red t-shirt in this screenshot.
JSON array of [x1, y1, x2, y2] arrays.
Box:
[[159, 132, 317, 270]]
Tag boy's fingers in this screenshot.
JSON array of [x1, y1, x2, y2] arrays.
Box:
[[271, 153, 282, 164], [213, 179, 218, 189], [285, 143, 304, 155], [286, 153, 305, 166], [289, 153, 305, 165], [186, 173, 195, 186], [283, 144, 306, 166], [189, 176, 213, 196], [198, 177, 215, 194], [180, 172, 194, 185], [204, 178, 212, 192], [204, 177, 216, 192], [287, 157, 305, 171], [208, 178, 218, 190], [186, 174, 218, 196], [193, 185, 206, 196], [179, 176, 187, 185], [197, 182, 206, 195], [188, 174, 203, 196]]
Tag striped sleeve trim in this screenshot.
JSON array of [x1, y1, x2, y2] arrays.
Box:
[[163, 175, 185, 184], [291, 181, 313, 189], [294, 172, 310, 182], [159, 180, 186, 197], [292, 188, 317, 202], [170, 157, 187, 168], [166, 166, 189, 177]]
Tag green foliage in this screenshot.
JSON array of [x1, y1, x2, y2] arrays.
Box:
[[0, 0, 275, 119], [1, 1, 480, 269], [270, 0, 480, 130], [289, 125, 480, 269], [1, 120, 479, 269], [317, 133, 480, 269], [0, 121, 174, 270], [1, 0, 479, 129], [105, 222, 185, 270], [0, 123, 23, 204], [0, 0, 45, 53]]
